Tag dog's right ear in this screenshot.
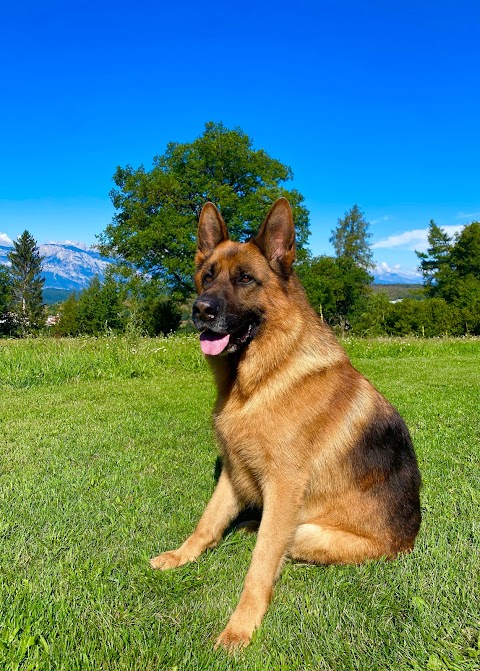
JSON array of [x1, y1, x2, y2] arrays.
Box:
[[196, 202, 229, 267]]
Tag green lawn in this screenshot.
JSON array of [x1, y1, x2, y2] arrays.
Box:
[[0, 336, 479, 670]]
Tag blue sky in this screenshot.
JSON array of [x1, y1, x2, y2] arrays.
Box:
[[1, 0, 479, 277]]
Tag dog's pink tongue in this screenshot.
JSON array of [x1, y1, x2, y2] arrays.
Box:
[[200, 331, 230, 355]]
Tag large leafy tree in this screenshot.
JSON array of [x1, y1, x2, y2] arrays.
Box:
[[437, 222, 480, 333], [353, 291, 392, 336], [415, 220, 480, 302], [448, 221, 480, 278], [98, 122, 310, 298], [297, 254, 371, 331], [415, 220, 480, 334], [7, 230, 45, 331], [302, 204, 374, 331], [297, 255, 344, 322], [335, 256, 372, 323]]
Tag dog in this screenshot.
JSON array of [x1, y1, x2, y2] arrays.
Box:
[[150, 198, 421, 650]]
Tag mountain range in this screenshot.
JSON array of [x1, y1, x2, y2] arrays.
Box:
[[0, 241, 112, 292], [372, 265, 422, 285], [0, 241, 422, 294]]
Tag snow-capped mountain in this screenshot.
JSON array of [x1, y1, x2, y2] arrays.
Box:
[[0, 242, 112, 290], [372, 263, 422, 285], [372, 271, 422, 285]]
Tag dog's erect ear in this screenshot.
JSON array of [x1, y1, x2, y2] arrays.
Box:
[[196, 202, 229, 267], [252, 198, 295, 275]]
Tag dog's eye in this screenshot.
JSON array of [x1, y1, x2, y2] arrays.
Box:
[[238, 274, 254, 285], [203, 272, 214, 284]]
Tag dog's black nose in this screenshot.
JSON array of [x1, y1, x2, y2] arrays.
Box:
[[192, 297, 219, 322]]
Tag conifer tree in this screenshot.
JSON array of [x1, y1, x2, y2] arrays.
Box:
[[415, 220, 452, 295], [330, 204, 374, 271], [7, 230, 45, 332]]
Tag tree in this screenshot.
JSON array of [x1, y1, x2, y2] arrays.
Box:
[[440, 223, 480, 333], [297, 255, 345, 322], [449, 221, 480, 278], [7, 231, 45, 332], [307, 204, 374, 332], [55, 293, 79, 336], [415, 220, 452, 295], [102, 267, 182, 336], [384, 298, 463, 337], [140, 296, 182, 336], [334, 256, 373, 329], [76, 276, 124, 335], [98, 122, 310, 299], [330, 204, 374, 271], [352, 291, 391, 336], [416, 220, 480, 311], [457, 282, 480, 334], [297, 254, 372, 331], [0, 266, 16, 336], [0, 266, 12, 314]]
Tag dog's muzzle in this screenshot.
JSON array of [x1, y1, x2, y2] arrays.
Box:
[[192, 295, 228, 334], [192, 297, 219, 323]]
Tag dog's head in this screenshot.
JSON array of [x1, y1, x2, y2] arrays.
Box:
[[192, 198, 296, 355]]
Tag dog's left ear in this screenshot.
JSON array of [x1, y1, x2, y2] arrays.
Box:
[[196, 202, 229, 267], [253, 198, 296, 276]]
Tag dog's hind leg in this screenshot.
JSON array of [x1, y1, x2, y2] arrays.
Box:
[[150, 470, 241, 570], [288, 523, 395, 565]]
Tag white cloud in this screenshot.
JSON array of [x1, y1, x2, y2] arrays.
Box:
[[376, 261, 394, 273], [375, 261, 421, 280], [373, 224, 465, 252], [372, 228, 429, 251], [371, 215, 392, 225], [0, 232, 13, 246], [456, 211, 480, 220]]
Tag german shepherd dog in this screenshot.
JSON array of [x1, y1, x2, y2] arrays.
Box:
[[151, 198, 421, 650]]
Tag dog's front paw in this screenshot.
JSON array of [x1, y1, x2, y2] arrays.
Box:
[[150, 550, 185, 570], [214, 625, 253, 651]]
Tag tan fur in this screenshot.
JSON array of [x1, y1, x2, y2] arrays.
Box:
[[150, 199, 421, 650]]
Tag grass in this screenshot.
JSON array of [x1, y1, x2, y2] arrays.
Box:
[[0, 335, 479, 670]]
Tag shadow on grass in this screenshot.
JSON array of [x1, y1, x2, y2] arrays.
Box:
[[214, 456, 263, 535]]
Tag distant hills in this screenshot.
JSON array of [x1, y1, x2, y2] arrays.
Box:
[[372, 266, 422, 285]]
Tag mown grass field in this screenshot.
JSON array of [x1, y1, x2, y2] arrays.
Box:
[[0, 335, 479, 670]]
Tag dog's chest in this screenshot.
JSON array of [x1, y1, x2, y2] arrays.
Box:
[[213, 390, 288, 504], [215, 400, 271, 458], [215, 387, 276, 451]]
